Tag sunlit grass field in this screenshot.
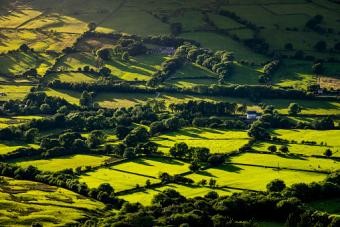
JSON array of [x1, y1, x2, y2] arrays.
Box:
[[79, 167, 159, 192], [152, 127, 250, 154], [120, 183, 241, 206], [13, 154, 110, 172], [0, 177, 105, 226], [187, 164, 327, 191], [229, 153, 340, 172]]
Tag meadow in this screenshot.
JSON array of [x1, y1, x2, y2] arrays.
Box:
[[79, 167, 159, 192], [151, 127, 250, 154], [187, 164, 327, 191], [13, 154, 111, 172], [0, 177, 106, 226], [229, 153, 340, 172]]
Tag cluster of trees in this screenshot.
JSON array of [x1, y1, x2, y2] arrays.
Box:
[[147, 56, 184, 86], [143, 35, 200, 47], [149, 116, 186, 135], [305, 15, 329, 34], [175, 44, 234, 84], [259, 60, 280, 83], [169, 100, 238, 116], [1, 91, 76, 115]]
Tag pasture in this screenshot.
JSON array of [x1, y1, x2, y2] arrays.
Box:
[[79, 167, 159, 192], [152, 127, 250, 154], [0, 141, 38, 155], [229, 153, 340, 172], [0, 177, 105, 226], [13, 154, 111, 172], [120, 183, 241, 206], [187, 164, 327, 191]]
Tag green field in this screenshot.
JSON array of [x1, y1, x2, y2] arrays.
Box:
[[152, 127, 250, 154], [187, 164, 327, 191], [120, 183, 241, 206], [309, 198, 340, 216], [13, 154, 111, 172], [112, 157, 190, 177], [0, 141, 39, 155], [0, 177, 105, 226], [79, 167, 159, 192], [229, 153, 340, 172], [253, 142, 340, 158]]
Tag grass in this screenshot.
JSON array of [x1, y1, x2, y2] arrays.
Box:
[[44, 88, 81, 105], [0, 9, 42, 28], [112, 157, 190, 178], [208, 13, 244, 29], [179, 32, 269, 63], [272, 129, 340, 148], [0, 115, 43, 128], [169, 10, 206, 31], [120, 183, 241, 206], [253, 141, 340, 158], [0, 177, 105, 226], [152, 127, 250, 154], [229, 153, 340, 172], [187, 164, 327, 191], [13, 154, 111, 172], [0, 85, 33, 101], [79, 167, 159, 192], [45, 72, 97, 83], [0, 141, 39, 155]]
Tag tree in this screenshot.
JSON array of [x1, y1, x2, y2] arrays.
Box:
[[98, 183, 114, 195], [288, 103, 301, 116], [19, 44, 30, 52], [324, 149, 333, 157], [40, 103, 51, 114], [24, 128, 39, 142], [268, 145, 277, 153], [312, 62, 324, 75], [267, 179, 286, 192], [99, 67, 111, 77], [169, 142, 188, 158], [80, 90, 93, 107], [279, 145, 289, 153], [314, 41, 327, 52], [87, 130, 106, 148], [97, 48, 112, 61], [87, 22, 97, 31], [189, 161, 200, 172], [121, 51, 130, 61], [209, 178, 216, 188]]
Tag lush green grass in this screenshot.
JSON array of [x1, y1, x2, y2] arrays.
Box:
[[253, 142, 340, 158], [0, 177, 105, 226], [187, 164, 327, 191], [0, 115, 43, 128], [208, 13, 244, 29], [0, 85, 33, 101], [0, 141, 39, 155], [45, 88, 81, 105], [0, 9, 42, 28], [120, 183, 241, 206], [45, 72, 97, 83], [79, 167, 159, 192], [229, 153, 340, 172], [170, 10, 206, 31], [13, 154, 111, 172], [152, 127, 250, 154], [179, 32, 269, 63], [272, 129, 340, 148], [112, 157, 190, 178]]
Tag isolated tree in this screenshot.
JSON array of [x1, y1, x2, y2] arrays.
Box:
[[87, 22, 97, 31], [267, 179, 286, 192], [288, 103, 301, 116], [209, 178, 217, 188], [312, 62, 324, 75], [324, 149, 333, 157], [97, 48, 112, 61], [80, 90, 93, 107], [99, 67, 111, 77], [268, 145, 277, 153], [19, 44, 30, 52], [279, 145, 289, 153]]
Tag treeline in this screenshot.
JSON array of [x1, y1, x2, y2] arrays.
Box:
[[143, 35, 200, 47], [259, 59, 280, 83], [176, 44, 234, 84], [147, 56, 184, 86]]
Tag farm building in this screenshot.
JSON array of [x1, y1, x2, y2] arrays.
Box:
[[246, 111, 258, 120]]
